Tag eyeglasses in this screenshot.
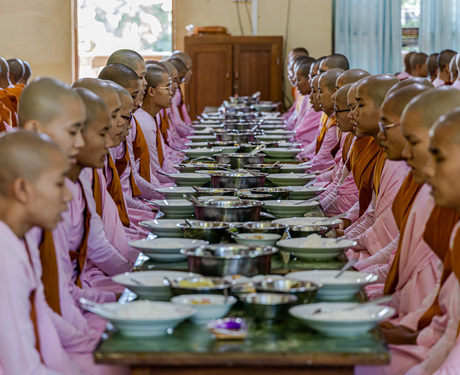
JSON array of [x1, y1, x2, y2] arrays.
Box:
[[378, 121, 400, 135], [334, 108, 349, 113], [121, 113, 133, 122], [155, 81, 173, 93]]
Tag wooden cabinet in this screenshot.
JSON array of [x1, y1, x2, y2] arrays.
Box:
[[184, 36, 283, 119]]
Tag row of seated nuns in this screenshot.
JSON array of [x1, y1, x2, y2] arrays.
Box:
[[2, 42, 460, 375]]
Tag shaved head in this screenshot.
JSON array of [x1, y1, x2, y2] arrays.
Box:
[[288, 47, 309, 60], [404, 52, 416, 73], [107, 49, 146, 89], [384, 84, 432, 118], [172, 51, 192, 69], [295, 56, 316, 77], [99, 63, 139, 89], [7, 58, 24, 84], [168, 57, 187, 81], [0, 130, 62, 196], [334, 83, 354, 133], [386, 77, 434, 97], [321, 54, 350, 72], [402, 87, 460, 130], [72, 77, 120, 110], [73, 87, 109, 129], [427, 53, 439, 80], [145, 66, 168, 90], [18, 77, 83, 127], [438, 49, 457, 71], [0, 57, 12, 87], [449, 54, 458, 82], [336, 69, 371, 88], [20, 61, 31, 85], [319, 69, 344, 92], [310, 57, 326, 78], [357, 74, 399, 109], [410, 53, 428, 70]]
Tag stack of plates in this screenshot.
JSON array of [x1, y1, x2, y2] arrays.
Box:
[[151, 199, 195, 218], [263, 148, 302, 158], [155, 186, 197, 199], [139, 219, 186, 237], [276, 237, 356, 260]]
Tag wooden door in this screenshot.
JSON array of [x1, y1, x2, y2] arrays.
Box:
[[233, 42, 282, 102], [186, 43, 233, 119]]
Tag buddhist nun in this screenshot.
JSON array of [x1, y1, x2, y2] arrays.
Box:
[[6, 58, 26, 97], [0, 57, 19, 127], [449, 54, 458, 83], [171, 50, 193, 124], [319, 53, 350, 73], [19, 60, 32, 85], [397, 51, 415, 80], [98, 62, 165, 201], [345, 74, 410, 261], [426, 53, 439, 83], [432, 49, 457, 87], [283, 47, 309, 119], [134, 65, 178, 186], [168, 56, 193, 132], [410, 52, 429, 78], [451, 54, 460, 89], [0, 130, 82, 374]]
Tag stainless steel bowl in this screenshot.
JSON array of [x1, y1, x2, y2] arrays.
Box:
[[245, 164, 282, 174], [289, 225, 330, 237], [210, 172, 267, 189], [193, 187, 237, 197], [216, 133, 255, 143], [163, 276, 231, 296], [182, 244, 278, 277], [239, 221, 287, 236], [207, 141, 240, 148], [249, 187, 292, 200], [253, 278, 321, 304], [215, 153, 265, 169], [223, 123, 260, 132], [194, 199, 264, 222], [238, 193, 274, 201], [177, 221, 230, 243], [240, 292, 297, 324]]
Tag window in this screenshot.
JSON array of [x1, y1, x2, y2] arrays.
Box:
[[401, 0, 421, 64], [77, 0, 173, 78]]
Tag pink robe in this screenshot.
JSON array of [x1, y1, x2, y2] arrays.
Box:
[[134, 107, 177, 186], [294, 97, 324, 147], [285, 95, 304, 130], [0, 221, 82, 375], [357, 184, 440, 322], [295, 112, 327, 161], [155, 112, 185, 164], [451, 80, 460, 90], [165, 108, 186, 149], [432, 77, 446, 88], [67, 175, 132, 295], [171, 89, 193, 137], [127, 119, 170, 199], [396, 71, 411, 80], [307, 122, 338, 174], [345, 160, 410, 262]]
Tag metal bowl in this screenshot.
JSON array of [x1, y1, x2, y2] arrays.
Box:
[[193, 187, 237, 197], [210, 172, 267, 189], [239, 222, 287, 236], [177, 221, 230, 243], [207, 141, 240, 148], [253, 278, 321, 304], [288, 225, 330, 237], [194, 199, 264, 222], [238, 193, 274, 201], [245, 164, 282, 174], [216, 133, 255, 143], [163, 276, 231, 296], [238, 142, 279, 153], [215, 153, 264, 170], [181, 244, 278, 277], [249, 187, 292, 200], [240, 292, 297, 324], [223, 123, 260, 132]]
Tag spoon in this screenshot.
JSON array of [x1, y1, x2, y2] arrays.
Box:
[[334, 258, 358, 278], [313, 295, 393, 315], [185, 218, 196, 228], [183, 193, 204, 207], [79, 298, 117, 317], [293, 196, 320, 205], [192, 185, 204, 192], [272, 161, 280, 167], [303, 179, 317, 188], [248, 142, 267, 156]]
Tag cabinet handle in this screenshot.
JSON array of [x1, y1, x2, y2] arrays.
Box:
[[235, 70, 239, 79], [226, 71, 230, 80]]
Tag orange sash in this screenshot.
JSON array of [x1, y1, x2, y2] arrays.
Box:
[[132, 116, 151, 182], [330, 130, 343, 158], [423, 206, 460, 261], [68, 181, 91, 288], [315, 114, 336, 154], [178, 86, 186, 122], [383, 174, 423, 295], [24, 240, 43, 360], [341, 133, 355, 165], [372, 150, 387, 197], [295, 95, 304, 114], [154, 117, 165, 167], [115, 140, 142, 197], [38, 230, 61, 315], [104, 155, 131, 227], [0, 101, 12, 128], [349, 137, 382, 217], [5, 84, 24, 101], [159, 109, 170, 147], [0, 91, 18, 127]]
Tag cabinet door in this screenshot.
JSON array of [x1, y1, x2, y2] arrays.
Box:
[[186, 43, 233, 118], [233, 42, 282, 102]]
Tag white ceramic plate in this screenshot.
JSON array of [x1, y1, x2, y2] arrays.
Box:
[[129, 238, 208, 262], [151, 199, 195, 219], [154, 186, 197, 199], [267, 173, 316, 186], [276, 236, 356, 260], [256, 134, 291, 141], [91, 301, 197, 336], [183, 148, 222, 158], [233, 233, 282, 246], [285, 270, 377, 301], [165, 173, 211, 187], [263, 200, 320, 218], [263, 148, 302, 158], [289, 303, 394, 337], [272, 217, 343, 229], [112, 271, 200, 300], [286, 186, 326, 199], [139, 219, 186, 237]]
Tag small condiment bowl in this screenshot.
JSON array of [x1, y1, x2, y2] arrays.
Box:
[[233, 233, 282, 247], [289, 225, 330, 237], [240, 292, 298, 324], [253, 278, 321, 304], [164, 276, 232, 296]]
